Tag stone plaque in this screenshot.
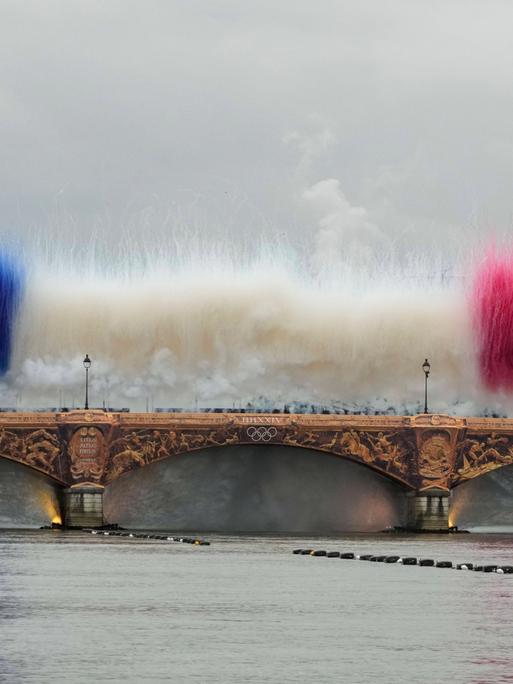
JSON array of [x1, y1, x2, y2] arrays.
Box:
[[69, 426, 106, 482]]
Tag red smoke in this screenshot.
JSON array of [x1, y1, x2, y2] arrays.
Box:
[[473, 248, 513, 390]]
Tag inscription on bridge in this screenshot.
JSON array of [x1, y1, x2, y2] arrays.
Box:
[[239, 416, 285, 425], [69, 426, 106, 484]]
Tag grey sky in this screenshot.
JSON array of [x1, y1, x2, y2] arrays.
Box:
[[1, 1, 513, 260]]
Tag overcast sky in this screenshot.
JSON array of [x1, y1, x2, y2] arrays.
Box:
[[2, 1, 513, 262]]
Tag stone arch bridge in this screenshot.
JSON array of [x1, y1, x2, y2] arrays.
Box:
[[0, 410, 511, 529]]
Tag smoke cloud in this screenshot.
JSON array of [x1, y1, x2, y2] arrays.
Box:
[[304, 178, 383, 273], [0, 247, 486, 414]]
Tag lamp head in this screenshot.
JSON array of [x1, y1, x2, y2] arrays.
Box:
[[83, 354, 92, 370], [422, 358, 431, 376]]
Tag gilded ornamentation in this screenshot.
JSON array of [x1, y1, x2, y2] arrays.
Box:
[[338, 430, 373, 464], [0, 427, 62, 479], [455, 433, 513, 482], [337, 430, 410, 479], [281, 426, 410, 480], [104, 427, 241, 482], [283, 426, 321, 449], [418, 432, 452, 489], [69, 426, 106, 482], [0, 427, 23, 461], [25, 429, 61, 471]]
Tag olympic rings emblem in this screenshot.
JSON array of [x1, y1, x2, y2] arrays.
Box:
[[246, 426, 278, 442]]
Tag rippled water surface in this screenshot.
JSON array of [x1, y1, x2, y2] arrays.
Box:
[[2, 531, 513, 683]]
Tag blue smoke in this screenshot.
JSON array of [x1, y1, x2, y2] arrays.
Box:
[[0, 252, 24, 374]]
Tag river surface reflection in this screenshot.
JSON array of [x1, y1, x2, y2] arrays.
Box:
[[1, 530, 513, 683]]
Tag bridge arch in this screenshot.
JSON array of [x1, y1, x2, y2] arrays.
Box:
[[0, 457, 63, 526], [0, 451, 66, 485], [104, 426, 418, 490], [451, 462, 513, 529], [105, 426, 415, 489], [103, 442, 409, 532]]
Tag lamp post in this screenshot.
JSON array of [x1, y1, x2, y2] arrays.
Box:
[[83, 354, 91, 410], [422, 358, 431, 414]]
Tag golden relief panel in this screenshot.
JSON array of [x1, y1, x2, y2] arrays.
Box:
[[336, 430, 414, 482], [0, 427, 62, 480], [277, 424, 414, 482], [102, 424, 417, 486], [104, 426, 241, 482], [417, 432, 453, 490], [454, 433, 513, 483]]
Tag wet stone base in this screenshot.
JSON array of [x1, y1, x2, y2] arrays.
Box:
[[406, 491, 449, 531], [64, 488, 104, 528]]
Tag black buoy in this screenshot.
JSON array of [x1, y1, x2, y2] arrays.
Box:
[[293, 546, 511, 576]]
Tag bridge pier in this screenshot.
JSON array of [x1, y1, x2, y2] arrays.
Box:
[[64, 487, 104, 528], [406, 490, 450, 531]]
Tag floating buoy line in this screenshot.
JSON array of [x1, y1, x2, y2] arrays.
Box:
[[293, 549, 513, 574], [84, 529, 210, 545]]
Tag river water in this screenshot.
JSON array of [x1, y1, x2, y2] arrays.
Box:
[[1, 531, 513, 683]]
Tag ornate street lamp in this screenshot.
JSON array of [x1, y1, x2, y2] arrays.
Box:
[[83, 354, 91, 410], [422, 358, 431, 414]]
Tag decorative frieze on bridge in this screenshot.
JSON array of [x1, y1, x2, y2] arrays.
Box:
[[2, 410, 513, 527]]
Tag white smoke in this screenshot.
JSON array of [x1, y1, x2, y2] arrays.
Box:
[[304, 178, 384, 274], [2, 246, 493, 414], [283, 118, 335, 180]]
